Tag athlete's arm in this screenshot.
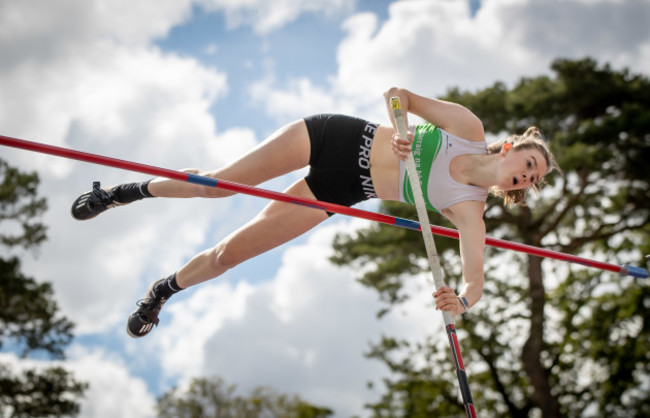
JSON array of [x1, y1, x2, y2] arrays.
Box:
[[383, 87, 485, 143], [434, 201, 486, 314]]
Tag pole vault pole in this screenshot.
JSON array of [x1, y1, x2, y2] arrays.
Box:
[[0, 133, 647, 279], [391, 97, 476, 417]]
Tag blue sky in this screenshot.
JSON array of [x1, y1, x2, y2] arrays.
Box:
[[1, 0, 648, 417], [156, 1, 395, 132]]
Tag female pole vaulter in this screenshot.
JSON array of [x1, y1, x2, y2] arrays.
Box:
[[69, 88, 560, 338]]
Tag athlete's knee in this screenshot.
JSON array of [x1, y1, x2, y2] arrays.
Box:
[[179, 168, 201, 175], [211, 241, 243, 272], [178, 168, 233, 198]]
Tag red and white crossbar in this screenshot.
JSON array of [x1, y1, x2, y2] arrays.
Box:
[[0, 134, 647, 279]]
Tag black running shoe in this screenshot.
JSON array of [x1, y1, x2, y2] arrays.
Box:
[[126, 279, 168, 338], [71, 181, 124, 220]]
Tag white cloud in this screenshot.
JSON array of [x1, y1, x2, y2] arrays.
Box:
[[0, 0, 223, 154], [206, 127, 260, 164], [0, 0, 192, 51], [156, 279, 257, 379], [487, 0, 650, 65], [198, 0, 356, 34], [68, 346, 157, 418], [249, 76, 344, 120]]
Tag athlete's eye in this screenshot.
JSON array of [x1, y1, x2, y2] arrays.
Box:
[[526, 160, 532, 168]]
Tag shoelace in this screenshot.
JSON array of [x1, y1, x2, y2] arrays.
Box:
[[135, 296, 165, 311], [91, 183, 115, 207], [134, 296, 166, 325]]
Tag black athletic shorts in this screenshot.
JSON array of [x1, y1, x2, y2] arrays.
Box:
[[303, 114, 379, 216]]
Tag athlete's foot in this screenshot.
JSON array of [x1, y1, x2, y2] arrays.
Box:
[[71, 181, 125, 220], [126, 279, 169, 338]]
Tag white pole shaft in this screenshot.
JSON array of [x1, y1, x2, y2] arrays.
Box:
[[391, 97, 454, 326]]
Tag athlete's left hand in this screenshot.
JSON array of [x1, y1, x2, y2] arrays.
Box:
[[433, 286, 465, 315], [391, 131, 413, 161]]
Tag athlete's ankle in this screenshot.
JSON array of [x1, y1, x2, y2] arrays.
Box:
[[111, 180, 154, 204], [152, 273, 184, 299]]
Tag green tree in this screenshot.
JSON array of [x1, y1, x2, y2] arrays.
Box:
[[332, 58, 650, 417], [0, 158, 88, 417], [157, 375, 333, 418]]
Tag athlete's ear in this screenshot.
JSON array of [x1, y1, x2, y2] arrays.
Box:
[[501, 142, 512, 156]]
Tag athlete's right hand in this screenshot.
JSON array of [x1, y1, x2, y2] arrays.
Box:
[[391, 131, 413, 161]]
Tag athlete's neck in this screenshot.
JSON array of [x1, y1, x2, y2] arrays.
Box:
[[453, 154, 500, 188]]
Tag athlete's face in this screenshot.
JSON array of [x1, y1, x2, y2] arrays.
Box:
[[497, 146, 548, 191]]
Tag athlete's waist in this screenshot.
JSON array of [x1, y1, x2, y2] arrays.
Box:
[[369, 125, 401, 200]]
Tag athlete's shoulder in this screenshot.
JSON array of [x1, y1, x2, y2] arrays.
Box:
[[448, 116, 485, 143], [417, 117, 484, 144]]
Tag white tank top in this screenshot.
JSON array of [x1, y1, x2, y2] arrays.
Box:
[[398, 123, 489, 212]]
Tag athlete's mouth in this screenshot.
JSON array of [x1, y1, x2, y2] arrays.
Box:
[[513, 176, 518, 186]]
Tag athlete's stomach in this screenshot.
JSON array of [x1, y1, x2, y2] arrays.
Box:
[[369, 125, 401, 200]]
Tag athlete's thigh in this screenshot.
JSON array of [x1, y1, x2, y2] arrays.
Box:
[[219, 179, 329, 266], [206, 119, 311, 187]]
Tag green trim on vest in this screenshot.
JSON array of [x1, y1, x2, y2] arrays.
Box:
[[402, 123, 442, 212]]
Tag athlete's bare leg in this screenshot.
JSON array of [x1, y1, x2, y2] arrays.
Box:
[[174, 179, 328, 288], [147, 119, 311, 198]]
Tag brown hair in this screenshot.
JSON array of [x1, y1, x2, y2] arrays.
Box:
[[487, 127, 560, 207]]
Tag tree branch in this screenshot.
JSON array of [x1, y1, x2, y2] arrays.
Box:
[[477, 347, 525, 416], [539, 175, 590, 239], [560, 220, 646, 254]]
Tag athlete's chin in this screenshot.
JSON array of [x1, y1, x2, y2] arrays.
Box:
[[500, 183, 525, 192], [497, 177, 517, 192], [499, 182, 514, 191]]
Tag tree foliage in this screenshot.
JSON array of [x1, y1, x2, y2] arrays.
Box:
[[0, 158, 47, 249], [0, 257, 75, 358], [331, 58, 650, 417], [0, 364, 87, 417], [0, 158, 87, 417], [157, 375, 333, 418]]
